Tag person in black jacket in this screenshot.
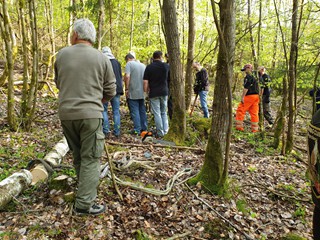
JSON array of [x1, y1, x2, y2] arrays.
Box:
[[309, 87, 320, 111], [192, 62, 209, 118], [258, 66, 273, 125], [307, 109, 320, 239], [143, 51, 169, 137], [102, 46, 123, 137]]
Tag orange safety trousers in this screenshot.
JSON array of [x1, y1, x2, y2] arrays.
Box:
[[235, 94, 259, 132]]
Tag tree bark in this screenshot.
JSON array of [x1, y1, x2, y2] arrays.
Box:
[[285, 0, 299, 153], [18, 0, 31, 123], [97, 0, 105, 50], [0, 137, 69, 209], [130, 0, 134, 51], [1, 1, 17, 131], [189, 0, 235, 192], [247, 0, 257, 69], [0, 170, 33, 210], [272, 0, 289, 150], [30, 137, 69, 184], [185, 0, 195, 111], [23, 0, 39, 131], [162, 0, 186, 144]]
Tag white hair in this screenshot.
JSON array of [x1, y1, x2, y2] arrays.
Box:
[[73, 18, 96, 44]]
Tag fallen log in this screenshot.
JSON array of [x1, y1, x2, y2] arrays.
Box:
[[0, 170, 32, 209], [0, 137, 69, 209], [30, 137, 69, 184]]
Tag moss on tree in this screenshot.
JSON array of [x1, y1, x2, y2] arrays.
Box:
[[188, 135, 224, 193]]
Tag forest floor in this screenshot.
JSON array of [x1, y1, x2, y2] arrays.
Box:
[[0, 89, 314, 240]]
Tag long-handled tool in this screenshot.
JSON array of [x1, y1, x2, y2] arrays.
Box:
[[189, 94, 198, 117], [104, 143, 123, 201]]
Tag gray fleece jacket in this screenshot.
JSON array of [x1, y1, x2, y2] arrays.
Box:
[[54, 44, 116, 120]]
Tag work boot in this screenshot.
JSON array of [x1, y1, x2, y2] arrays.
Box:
[[73, 203, 106, 216]]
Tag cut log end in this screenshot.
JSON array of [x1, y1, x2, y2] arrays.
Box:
[[30, 164, 49, 185]]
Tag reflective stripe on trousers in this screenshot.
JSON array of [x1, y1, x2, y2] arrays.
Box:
[[235, 94, 259, 131]]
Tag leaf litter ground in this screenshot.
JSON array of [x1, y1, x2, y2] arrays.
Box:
[[0, 94, 314, 240]]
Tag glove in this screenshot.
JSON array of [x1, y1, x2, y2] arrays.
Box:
[[193, 84, 200, 94]]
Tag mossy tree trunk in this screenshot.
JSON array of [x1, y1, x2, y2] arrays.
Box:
[[273, 75, 287, 152], [162, 0, 186, 144], [189, 0, 235, 192], [184, 0, 195, 111]]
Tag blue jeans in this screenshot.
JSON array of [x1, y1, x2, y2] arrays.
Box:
[[199, 91, 209, 118], [150, 96, 169, 137], [103, 94, 121, 136], [127, 99, 148, 133]]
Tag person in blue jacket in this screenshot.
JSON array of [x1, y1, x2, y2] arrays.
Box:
[[101, 47, 123, 138]]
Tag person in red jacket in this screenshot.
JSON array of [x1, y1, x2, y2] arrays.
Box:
[[235, 64, 259, 132]]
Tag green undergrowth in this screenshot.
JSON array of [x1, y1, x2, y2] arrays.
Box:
[[134, 229, 152, 240], [280, 233, 307, 240], [203, 218, 233, 239], [233, 128, 276, 156], [185, 114, 211, 146], [0, 124, 62, 182]]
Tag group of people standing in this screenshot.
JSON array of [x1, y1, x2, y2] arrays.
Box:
[[54, 18, 209, 216], [102, 49, 170, 138], [102, 48, 210, 139], [235, 63, 274, 132]]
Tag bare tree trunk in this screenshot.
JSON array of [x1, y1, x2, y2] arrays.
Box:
[[97, 0, 105, 50], [44, 0, 55, 81], [257, 0, 264, 134], [130, 0, 134, 51], [23, 0, 39, 130], [272, 0, 289, 149], [248, 0, 257, 69], [162, 0, 186, 144], [189, 0, 235, 191], [274, 76, 287, 151], [108, 0, 113, 48], [1, 1, 17, 131], [271, 18, 278, 70], [18, 0, 31, 124], [146, 1, 151, 47], [67, 0, 75, 45], [285, 0, 299, 154], [185, 0, 195, 111]]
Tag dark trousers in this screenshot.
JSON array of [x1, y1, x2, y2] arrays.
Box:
[[262, 95, 273, 124], [61, 119, 104, 210], [314, 205, 320, 239]]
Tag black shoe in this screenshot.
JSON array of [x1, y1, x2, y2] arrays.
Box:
[[73, 203, 106, 216]]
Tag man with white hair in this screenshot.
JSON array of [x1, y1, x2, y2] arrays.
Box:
[[54, 18, 116, 215]]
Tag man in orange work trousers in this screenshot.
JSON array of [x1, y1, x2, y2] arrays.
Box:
[[235, 64, 259, 132]]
